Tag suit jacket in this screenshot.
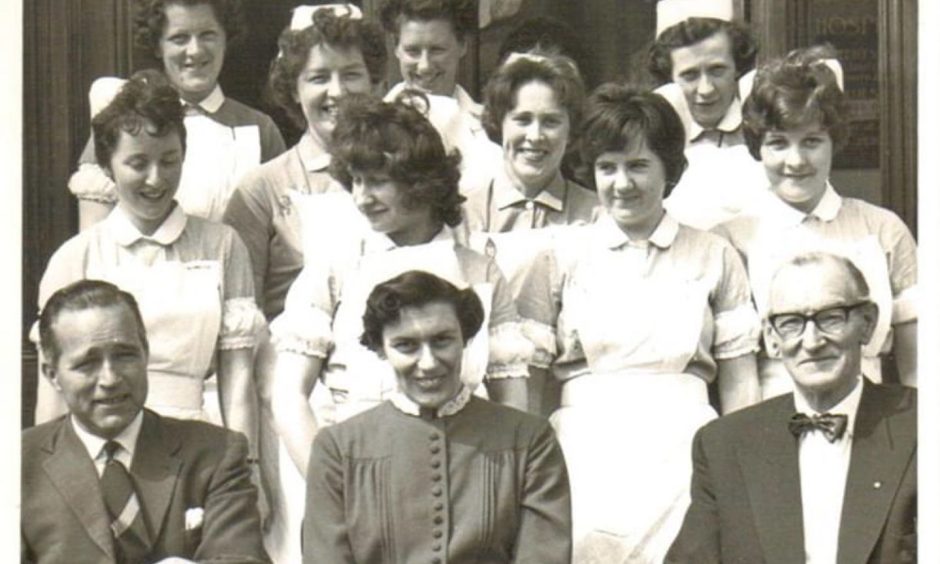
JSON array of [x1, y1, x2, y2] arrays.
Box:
[[21, 409, 270, 564], [666, 380, 916, 564]]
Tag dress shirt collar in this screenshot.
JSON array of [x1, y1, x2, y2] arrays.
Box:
[[361, 223, 455, 254], [107, 204, 188, 247], [688, 96, 743, 142], [756, 182, 842, 226], [595, 211, 679, 250], [184, 84, 225, 114], [793, 375, 863, 439], [297, 131, 332, 172], [493, 167, 566, 212], [71, 410, 144, 470], [390, 385, 473, 418]]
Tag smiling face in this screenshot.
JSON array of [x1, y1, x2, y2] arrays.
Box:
[[296, 43, 372, 143], [395, 18, 466, 96], [108, 124, 183, 235], [158, 2, 226, 104], [381, 301, 465, 410], [42, 304, 149, 439], [765, 259, 877, 411], [594, 138, 668, 239], [350, 169, 436, 245], [760, 120, 833, 213], [501, 80, 570, 193], [670, 31, 737, 130]]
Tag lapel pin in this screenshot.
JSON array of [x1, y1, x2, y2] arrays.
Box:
[[873, 481, 882, 489]]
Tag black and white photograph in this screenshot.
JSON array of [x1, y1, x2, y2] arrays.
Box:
[[12, 0, 938, 562]]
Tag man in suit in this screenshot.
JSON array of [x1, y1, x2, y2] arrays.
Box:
[[22, 279, 269, 563], [667, 252, 916, 563]]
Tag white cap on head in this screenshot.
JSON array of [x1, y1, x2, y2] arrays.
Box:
[[89, 77, 128, 120], [737, 57, 845, 101], [290, 3, 363, 31], [656, 0, 734, 37]]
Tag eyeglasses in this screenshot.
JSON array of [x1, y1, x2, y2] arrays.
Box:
[[767, 302, 870, 339]]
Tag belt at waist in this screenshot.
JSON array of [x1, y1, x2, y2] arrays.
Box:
[[146, 371, 205, 412], [560, 372, 708, 408]]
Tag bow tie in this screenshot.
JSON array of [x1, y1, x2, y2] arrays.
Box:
[[788, 412, 848, 443]]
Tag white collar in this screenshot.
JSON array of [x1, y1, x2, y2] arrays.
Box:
[[688, 96, 743, 141], [758, 183, 843, 226], [297, 131, 332, 172], [493, 167, 566, 212], [389, 385, 473, 418], [595, 211, 679, 250], [106, 204, 188, 247], [71, 410, 144, 466], [184, 84, 225, 114], [793, 376, 863, 439], [453, 84, 483, 117], [361, 224, 455, 254]]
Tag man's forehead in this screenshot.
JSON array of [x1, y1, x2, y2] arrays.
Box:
[[52, 304, 143, 348]]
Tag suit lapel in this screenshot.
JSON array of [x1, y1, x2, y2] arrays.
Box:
[[737, 396, 805, 564], [41, 419, 115, 560], [131, 410, 183, 543], [837, 382, 916, 564]]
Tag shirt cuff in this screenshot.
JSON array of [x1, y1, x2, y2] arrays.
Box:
[[485, 321, 534, 380], [219, 297, 265, 350], [892, 285, 917, 324], [68, 164, 117, 203], [713, 305, 761, 359], [270, 304, 333, 357]]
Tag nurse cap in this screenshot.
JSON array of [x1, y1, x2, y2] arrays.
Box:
[[89, 77, 129, 120], [290, 3, 363, 31], [656, 0, 734, 37]]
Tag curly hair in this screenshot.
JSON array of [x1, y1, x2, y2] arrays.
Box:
[[742, 45, 848, 160], [360, 270, 484, 353], [267, 10, 387, 130], [579, 83, 688, 196], [329, 93, 464, 227], [134, 0, 245, 55], [647, 18, 758, 85], [481, 49, 585, 145], [92, 69, 187, 167], [379, 0, 478, 40], [39, 280, 149, 366]]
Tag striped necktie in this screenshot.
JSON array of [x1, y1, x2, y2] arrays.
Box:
[[100, 441, 152, 562]]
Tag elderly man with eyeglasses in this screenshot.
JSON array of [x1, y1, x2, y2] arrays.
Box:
[[667, 251, 916, 564]]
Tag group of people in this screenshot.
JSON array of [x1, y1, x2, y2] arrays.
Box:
[[22, 0, 918, 563]]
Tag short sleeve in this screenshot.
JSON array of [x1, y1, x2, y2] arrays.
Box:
[[69, 135, 117, 203], [710, 239, 760, 359], [258, 115, 287, 162], [482, 260, 532, 380], [882, 214, 918, 324], [223, 176, 274, 311], [269, 261, 336, 357], [514, 248, 562, 368], [219, 229, 265, 349]]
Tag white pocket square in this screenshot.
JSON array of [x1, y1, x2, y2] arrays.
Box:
[[184, 507, 204, 531]]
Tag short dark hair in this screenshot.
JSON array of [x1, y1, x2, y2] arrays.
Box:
[[379, 0, 478, 40], [39, 280, 149, 366], [360, 270, 484, 352], [481, 49, 585, 145], [742, 45, 849, 159], [267, 10, 388, 130], [329, 93, 464, 227], [579, 83, 688, 194], [134, 0, 246, 55], [497, 16, 586, 74], [648, 18, 758, 85], [92, 69, 187, 168]]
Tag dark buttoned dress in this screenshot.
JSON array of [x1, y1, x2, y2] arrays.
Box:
[[303, 396, 572, 563]]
